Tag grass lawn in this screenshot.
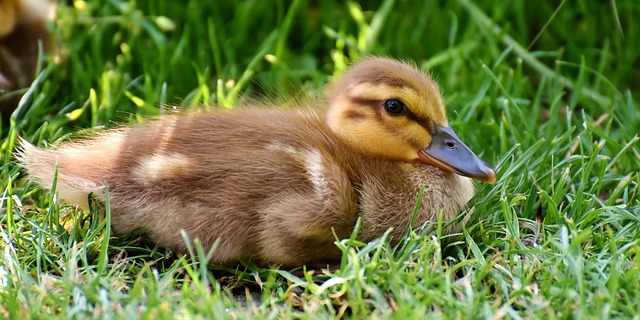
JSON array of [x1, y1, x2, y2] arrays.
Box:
[[1, 0, 639, 318]]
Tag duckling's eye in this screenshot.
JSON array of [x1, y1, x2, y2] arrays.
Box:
[[383, 99, 407, 115]]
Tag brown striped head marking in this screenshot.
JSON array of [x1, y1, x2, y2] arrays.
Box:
[[326, 57, 447, 162], [326, 57, 496, 183]]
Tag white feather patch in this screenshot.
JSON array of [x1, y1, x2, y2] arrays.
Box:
[[133, 153, 192, 184], [304, 149, 330, 200]]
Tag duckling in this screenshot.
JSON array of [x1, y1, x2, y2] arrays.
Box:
[[18, 57, 496, 266], [0, 0, 55, 114]]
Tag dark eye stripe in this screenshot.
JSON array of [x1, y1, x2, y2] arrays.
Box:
[[348, 95, 434, 134], [349, 97, 383, 107]]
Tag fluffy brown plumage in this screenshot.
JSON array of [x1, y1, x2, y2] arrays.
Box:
[[0, 0, 55, 114], [18, 57, 496, 266]]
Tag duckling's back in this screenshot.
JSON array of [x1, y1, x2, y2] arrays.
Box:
[[19, 108, 359, 265]]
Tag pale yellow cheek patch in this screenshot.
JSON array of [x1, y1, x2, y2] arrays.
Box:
[[133, 153, 192, 184]]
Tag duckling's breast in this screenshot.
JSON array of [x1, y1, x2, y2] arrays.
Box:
[[355, 161, 475, 243]]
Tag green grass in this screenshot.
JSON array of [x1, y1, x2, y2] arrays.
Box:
[[1, 0, 639, 318]]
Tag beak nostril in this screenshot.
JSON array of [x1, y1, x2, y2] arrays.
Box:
[[445, 141, 457, 149]]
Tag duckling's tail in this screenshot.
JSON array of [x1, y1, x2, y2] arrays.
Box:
[[16, 137, 117, 209]]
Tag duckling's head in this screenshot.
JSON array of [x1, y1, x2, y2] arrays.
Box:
[[327, 57, 496, 184]]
